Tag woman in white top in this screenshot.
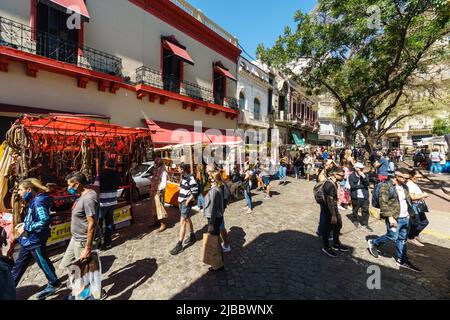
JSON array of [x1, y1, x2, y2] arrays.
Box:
[[407, 169, 430, 247]]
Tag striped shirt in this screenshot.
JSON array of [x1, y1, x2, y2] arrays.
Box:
[[178, 174, 199, 204], [99, 191, 118, 208]]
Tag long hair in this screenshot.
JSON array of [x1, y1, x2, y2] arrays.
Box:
[[20, 178, 49, 193], [208, 170, 224, 187]]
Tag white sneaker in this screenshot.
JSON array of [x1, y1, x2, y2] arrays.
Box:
[[222, 243, 231, 253], [246, 209, 252, 214]]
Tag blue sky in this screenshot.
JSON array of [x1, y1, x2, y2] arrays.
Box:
[[187, 0, 317, 60]]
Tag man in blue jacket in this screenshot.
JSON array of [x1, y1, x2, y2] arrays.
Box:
[[12, 179, 61, 300]]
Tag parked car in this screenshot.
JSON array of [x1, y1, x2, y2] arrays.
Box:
[[117, 161, 154, 201]]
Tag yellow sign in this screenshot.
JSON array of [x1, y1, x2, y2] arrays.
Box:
[[113, 205, 132, 224], [47, 222, 71, 246]]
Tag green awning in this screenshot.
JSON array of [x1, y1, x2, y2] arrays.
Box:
[[307, 132, 319, 141], [292, 131, 305, 146]]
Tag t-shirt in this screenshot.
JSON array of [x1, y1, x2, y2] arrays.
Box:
[[430, 152, 440, 162], [406, 181, 423, 196], [395, 186, 409, 218], [98, 169, 121, 208], [377, 157, 389, 176], [71, 190, 98, 241], [322, 180, 338, 214]]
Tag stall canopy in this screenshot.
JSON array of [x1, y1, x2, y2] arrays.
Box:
[[292, 131, 305, 146], [144, 119, 242, 147], [20, 115, 151, 139]]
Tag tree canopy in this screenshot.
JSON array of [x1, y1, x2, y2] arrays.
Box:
[[257, 0, 450, 150]]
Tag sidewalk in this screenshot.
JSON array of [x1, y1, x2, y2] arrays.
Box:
[[402, 160, 450, 198]]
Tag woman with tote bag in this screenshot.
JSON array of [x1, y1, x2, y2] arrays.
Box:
[[202, 170, 225, 272]]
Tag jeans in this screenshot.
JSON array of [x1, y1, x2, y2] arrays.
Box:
[[430, 161, 441, 174], [373, 217, 410, 263], [12, 244, 59, 287], [244, 189, 252, 209], [294, 166, 301, 178], [99, 205, 115, 247], [317, 203, 332, 238], [409, 208, 429, 239], [279, 166, 287, 182], [351, 197, 370, 226], [322, 209, 342, 248], [0, 257, 15, 300], [207, 217, 224, 236], [197, 185, 205, 208]]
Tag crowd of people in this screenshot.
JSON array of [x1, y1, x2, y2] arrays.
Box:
[[0, 143, 436, 300]]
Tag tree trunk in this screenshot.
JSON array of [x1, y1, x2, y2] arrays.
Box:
[[343, 125, 354, 148]]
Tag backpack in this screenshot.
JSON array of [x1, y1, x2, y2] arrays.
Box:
[[372, 181, 395, 209], [313, 179, 335, 204]]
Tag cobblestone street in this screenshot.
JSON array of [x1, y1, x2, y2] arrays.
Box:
[[16, 178, 450, 300]]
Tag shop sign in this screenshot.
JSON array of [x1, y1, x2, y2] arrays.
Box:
[[47, 222, 71, 246], [114, 206, 132, 224]]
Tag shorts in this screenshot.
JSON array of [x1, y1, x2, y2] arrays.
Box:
[[262, 176, 271, 186], [179, 202, 193, 219]]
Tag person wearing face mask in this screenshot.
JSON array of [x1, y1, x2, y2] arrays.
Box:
[[321, 167, 350, 258], [60, 172, 99, 271], [11, 178, 61, 300]]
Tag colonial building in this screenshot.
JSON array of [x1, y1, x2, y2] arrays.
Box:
[[0, 0, 241, 145], [236, 56, 271, 145], [317, 95, 345, 147]]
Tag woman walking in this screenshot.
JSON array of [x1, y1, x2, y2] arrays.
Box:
[[150, 158, 168, 232], [338, 160, 351, 210], [12, 178, 61, 300], [203, 170, 226, 272], [407, 170, 430, 247]]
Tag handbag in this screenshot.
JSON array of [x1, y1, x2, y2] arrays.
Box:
[[202, 233, 223, 269], [415, 200, 429, 213]]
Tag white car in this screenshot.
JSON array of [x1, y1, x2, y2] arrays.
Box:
[[117, 161, 154, 201]]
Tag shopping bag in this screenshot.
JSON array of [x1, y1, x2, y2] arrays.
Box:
[[202, 233, 223, 269], [67, 252, 102, 300], [369, 207, 381, 220]]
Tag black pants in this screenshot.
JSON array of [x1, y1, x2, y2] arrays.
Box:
[[99, 205, 115, 246], [322, 210, 342, 248], [12, 244, 59, 287], [351, 198, 370, 226]]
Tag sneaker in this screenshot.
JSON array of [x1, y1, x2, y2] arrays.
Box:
[[362, 225, 373, 232], [353, 221, 359, 228], [102, 244, 112, 251], [221, 243, 231, 253], [170, 242, 183, 255], [367, 239, 379, 258], [36, 283, 59, 300], [332, 244, 350, 252], [208, 266, 225, 272], [396, 260, 422, 273], [408, 238, 425, 247], [184, 234, 196, 247], [264, 196, 272, 199], [322, 247, 338, 258], [279, 181, 284, 185]]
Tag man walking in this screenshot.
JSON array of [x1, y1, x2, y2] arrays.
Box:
[[321, 167, 350, 257], [349, 162, 372, 231], [60, 172, 99, 270], [375, 151, 390, 182], [97, 159, 121, 250], [368, 168, 421, 272], [170, 164, 199, 255]]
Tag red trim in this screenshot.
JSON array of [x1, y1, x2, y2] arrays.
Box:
[[0, 103, 109, 119], [129, 0, 241, 62], [30, 0, 37, 41]]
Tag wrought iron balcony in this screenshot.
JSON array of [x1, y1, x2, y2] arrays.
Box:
[[0, 16, 122, 76], [136, 66, 238, 109]]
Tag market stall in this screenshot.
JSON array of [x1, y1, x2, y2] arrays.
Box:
[[0, 115, 152, 254]]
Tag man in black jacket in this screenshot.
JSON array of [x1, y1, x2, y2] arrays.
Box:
[[349, 162, 372, 232]]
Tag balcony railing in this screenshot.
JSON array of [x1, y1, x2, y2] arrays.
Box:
[[136, 66, 238, 109], [169, 0, 238, 46], [0, 16, 122, 76], [409, 124, 432, 131]]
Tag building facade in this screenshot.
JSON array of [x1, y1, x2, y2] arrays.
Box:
[[317, 95, 345, 147], [236, 56, 271, 145], [0, 0, 241, 145]]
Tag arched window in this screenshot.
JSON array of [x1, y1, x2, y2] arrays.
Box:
[[239, 92, 246, 110], [254, 98, 261, 120]]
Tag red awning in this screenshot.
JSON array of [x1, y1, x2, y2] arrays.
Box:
[[215, 65, 237, 81], [164, 40, 195, 66], [144, 120, 242, 146], [46, 0, 91, 21]]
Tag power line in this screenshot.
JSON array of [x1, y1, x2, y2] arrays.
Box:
[[238, 43, 257, 62]]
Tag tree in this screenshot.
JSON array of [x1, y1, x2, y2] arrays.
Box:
[[257, 0, 450, 152], [433, 118, 450, 136]]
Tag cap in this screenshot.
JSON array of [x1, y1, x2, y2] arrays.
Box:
[[354, 162, 365, 169]]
